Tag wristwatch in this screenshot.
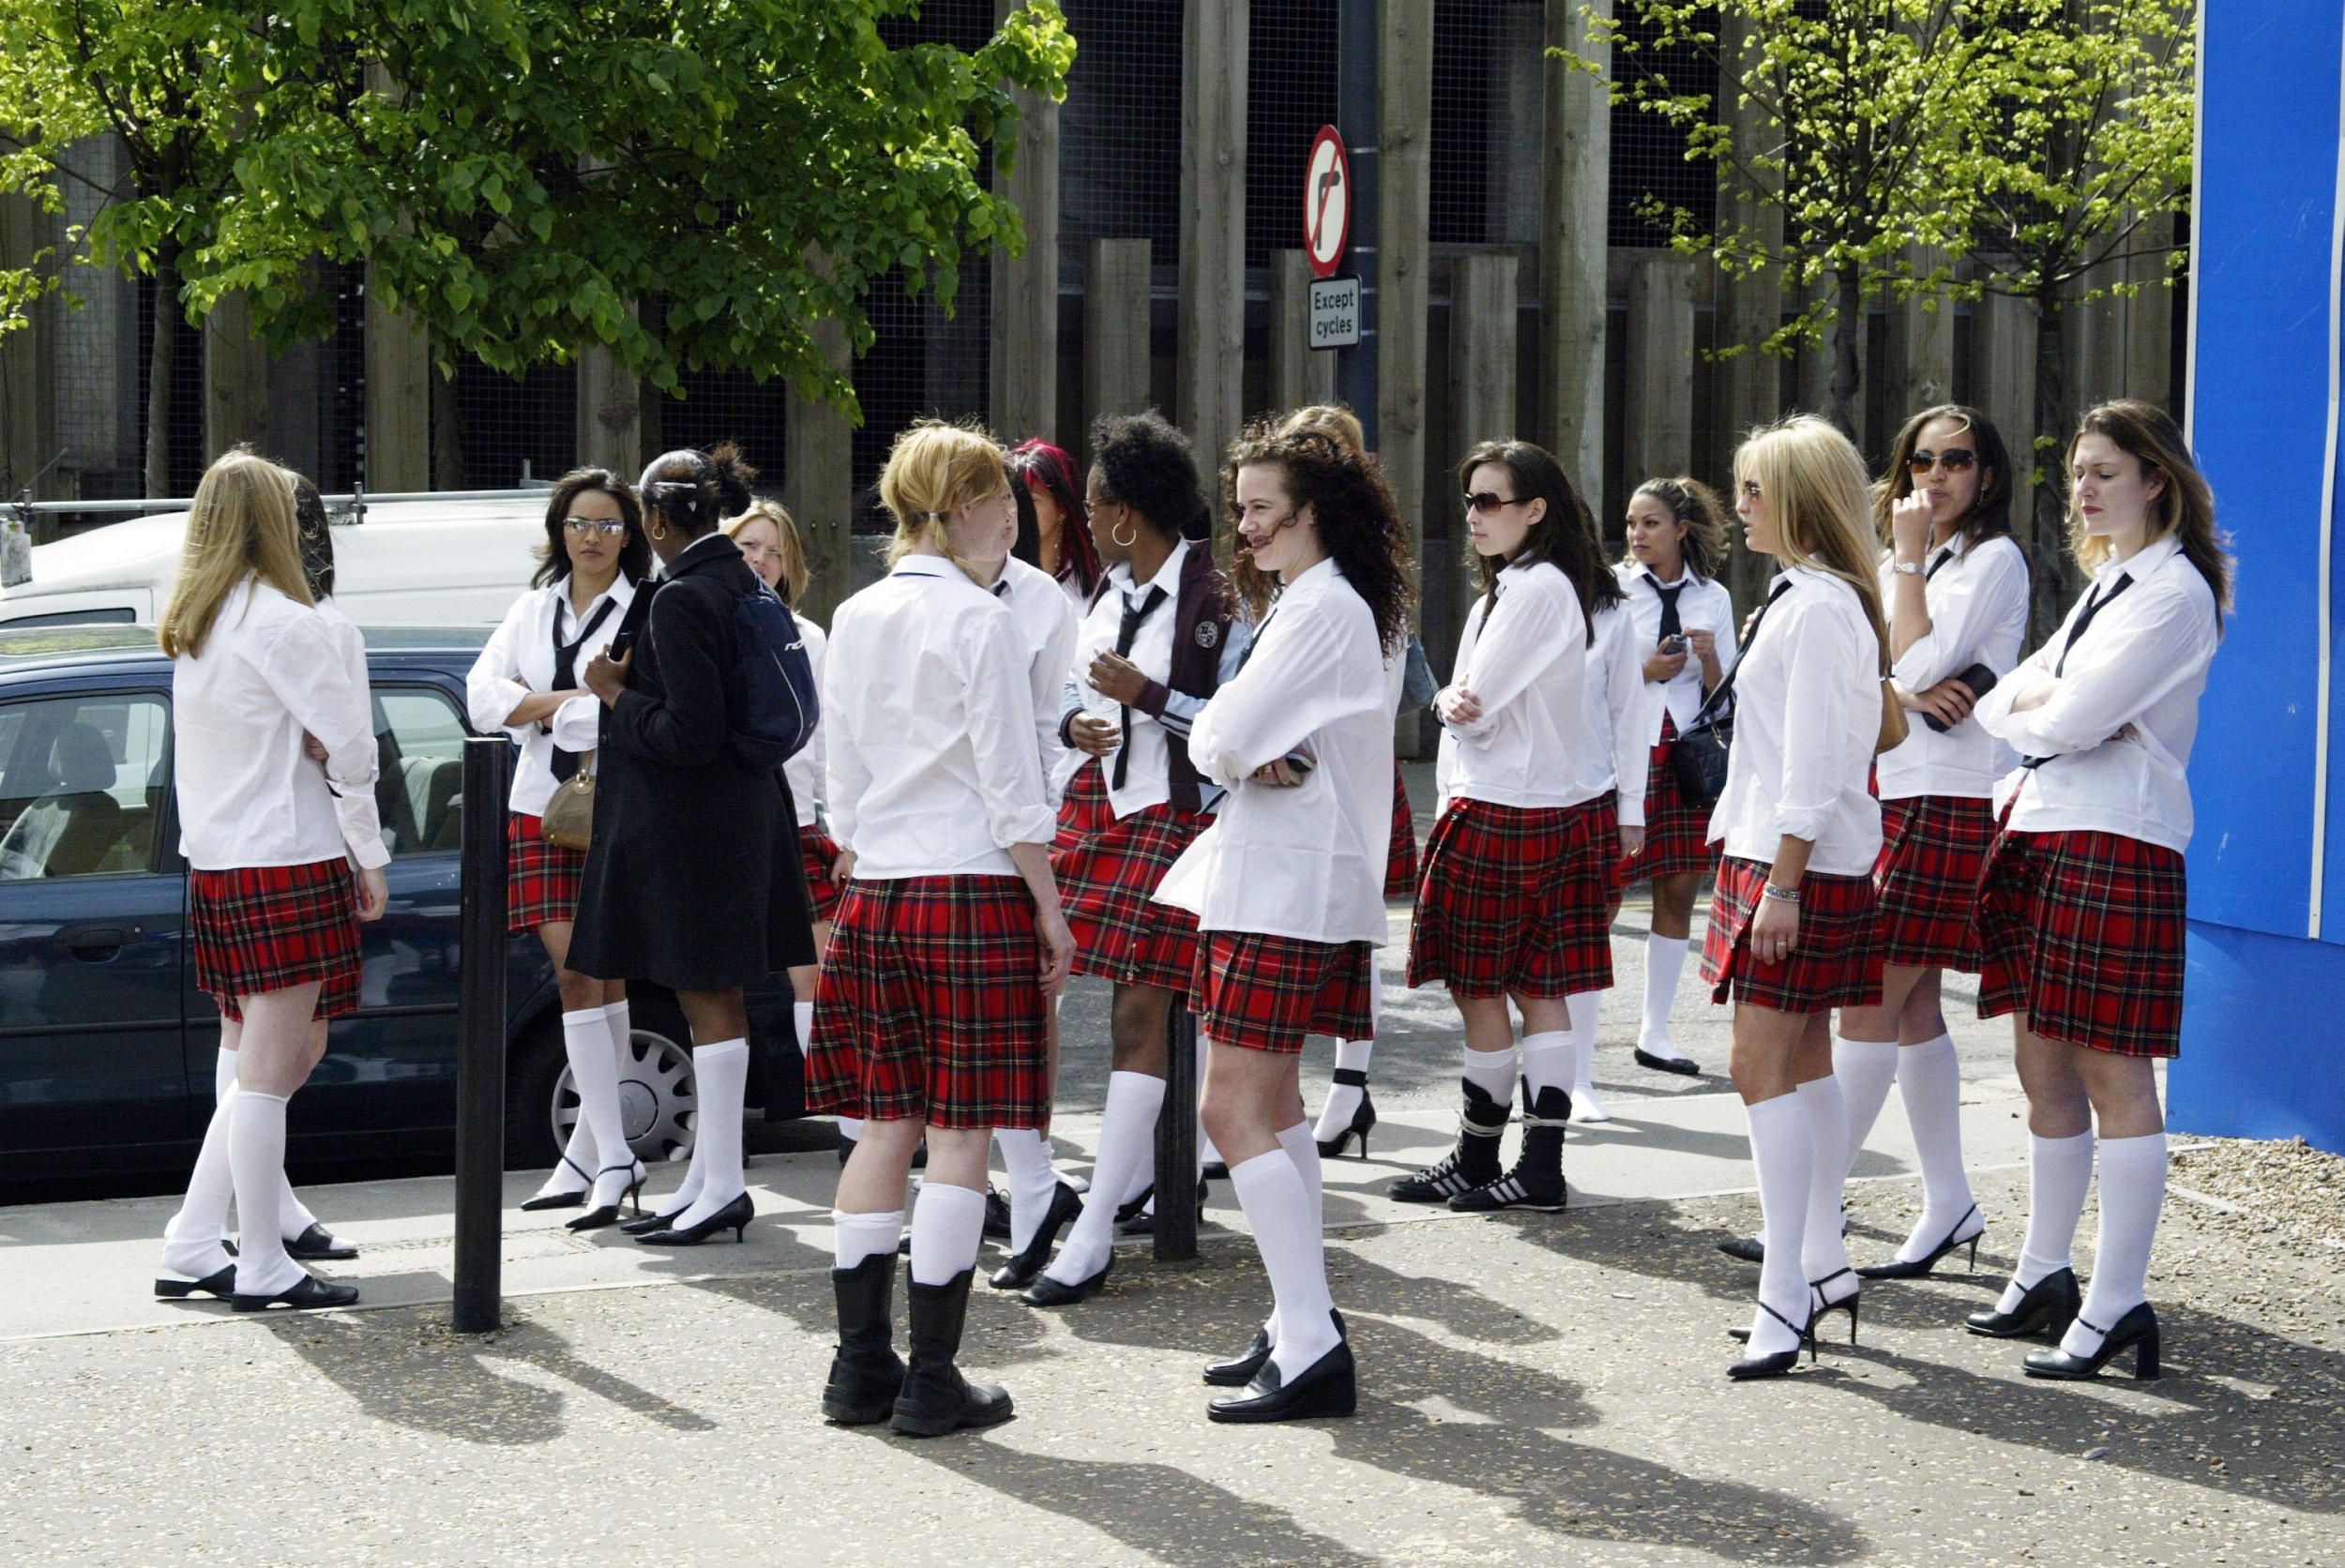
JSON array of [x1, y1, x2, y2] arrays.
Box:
[[1892, 560, 1926, 577]]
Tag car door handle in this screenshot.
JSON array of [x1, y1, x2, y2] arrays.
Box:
[[67, 927, 128, 960]]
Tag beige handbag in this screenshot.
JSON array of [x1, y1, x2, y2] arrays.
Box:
[[1876, 678, 1911, 755], [540, 753, 597, 851]]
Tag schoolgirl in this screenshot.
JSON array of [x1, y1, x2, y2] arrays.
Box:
[[1011, 438, 1104, 603], [807, 420, 1075, 1437], [1613, 477, 1738, 1075], [469, 471, 646, 1228], [1836, 407, 2030, 1279], [1019, 410, 1244, 1303], [1154, 422, 1414, 1423], [154, 451, 388, 1312], [724, 500, 836, 1063], [1398, 441, 1617, 1213], [1967, 400, 2229, 1381], [1701, 416, 1888, 1379]]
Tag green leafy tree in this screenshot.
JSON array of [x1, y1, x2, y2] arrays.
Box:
[[0, 1, 1074, 495]]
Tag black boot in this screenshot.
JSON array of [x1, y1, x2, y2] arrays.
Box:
[[1451, 1084, 1568, 1212], [1389, 1078, 1509, 1203], [821, 1254, 905, 1426], [891, 1268, 1014, 1437]]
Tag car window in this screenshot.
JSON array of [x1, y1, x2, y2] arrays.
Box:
[[372, 686, 468, 857], [0, 691, 170, 879]]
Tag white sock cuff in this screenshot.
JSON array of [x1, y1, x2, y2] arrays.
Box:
[[600, 999, 630, 1019], [562, 1007, 607, 1028], [1464, 1046, 1518, 1071], [832, 1208, 905, 1270], [1228, 1148, 1296, 1190], [1744, 1091, 1803, 1140], [1274, 1119, 1312, 1153], [1332, 1037, 1373, 1073], [237, 1089, 290, 1109], [1797, 1075, 1847, 1108], [1519, 1032, 1572, 1092], [1834, 1033, 1899, 1060], [694, 1037, 749, 1063], [907, 1183, 988, 1285]]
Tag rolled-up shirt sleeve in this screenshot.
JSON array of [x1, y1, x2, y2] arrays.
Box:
[[1190, 606, 1377, 784], [1892, 545, 2031, 692], [961, 614, 1058, 850], [548, 694, 601, 754], [1771, 601, 1865, 846], [259, 618, 388, 869], [1982, 587, 2216, 760]]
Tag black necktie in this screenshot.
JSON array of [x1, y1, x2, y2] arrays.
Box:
[[1110, 586, 1169, 789], [1648, 576, 1685, 639], [2020, 573, 2136, 768], [1234, 607, 1277, 675], [548, 596, 617, 782], [991, 580, 1009, 598], [1925, 547, 1956, 581]]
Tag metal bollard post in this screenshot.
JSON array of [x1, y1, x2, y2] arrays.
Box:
[[1153, 1003, 1200, 1261], [452, 736, 513, 1334]]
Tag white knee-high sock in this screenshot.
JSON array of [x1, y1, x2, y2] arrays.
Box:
[[1122, 1133, 1157, 1205], [1996, 1130, 2096, 1313], [1229, 1150, 1340, 1379], [1462, 1045, 1519, 1105], [563, 1008, 634, 1205], [832, 1208, 904, 1271], [1832, 1035, 1900, 1179], [2062, 1131, 2168, 1356], [1640, 934, 1691, 1051], [1562, 994, 1609, 1122], [161, 1078, 238, 1277], [191, 1047, 322, 1244], [1047, 1071, 1165, 1286], [229, 1092, 303, 1298], [1312, 1035, 1375, 1141], [1276, 1121, 1324, 1236], [993, 1126, 1061, 1253], [1519, 1030, 1573, 1099], [1797, 1077, 1853, 1287], [1894, 1033, 1980, 1260], [908, 1182, 988, 1286], [1744, 1093, 1813, 1357], [793, 1001, 814, 1059], [673, 1039, 749, 1227]]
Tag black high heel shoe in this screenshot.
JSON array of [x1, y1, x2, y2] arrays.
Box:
[[1020, 1248, 1114, 1308], [1858, 1204, 1985, 1280], [621, 1202, 688, 1237], [567, 1160, 646, 1231], [633, 1190, 752, 1245], [2023, 1301, 2161, 1381], [1208, 1313, 1356, 1423], [519, 1156, 593, 1212], [1726, 1301, 1816, 1380], [1315, 1073, 1376, 1158], [989, 1180, 1084, 1290], [1808, 1269, 1861, 1346], [1965, 1267, 2082, 1340]]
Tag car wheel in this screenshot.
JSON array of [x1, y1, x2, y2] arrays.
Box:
[[547, 1019, 696, 1168]]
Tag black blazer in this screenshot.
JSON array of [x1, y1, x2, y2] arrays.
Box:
[[567, 532, 815, 990]]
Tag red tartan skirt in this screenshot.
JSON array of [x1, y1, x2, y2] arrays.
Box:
[[508, 815, 585, 935], [1407, 795, 1617, 999], [1874, 794, 1995, 972], [1975, 828, 2186, 1059], [1701, 856, 1884, 1013], [1617, 715, 1718, 883], [798, 822, 844, 924], [1385, 762, 1419, 900], [190, 858, 362, 1022], [1051, 760, 1211, 991], [1191, 929, 1376, 1055], [804, 875, 1050, 1128]]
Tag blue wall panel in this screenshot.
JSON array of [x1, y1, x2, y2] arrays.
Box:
[[2176, 923, 2345, 1145]]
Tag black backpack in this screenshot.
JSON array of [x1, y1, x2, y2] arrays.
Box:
[[730, 581, 820, 771]]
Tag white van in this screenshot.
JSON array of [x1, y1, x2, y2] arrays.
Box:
[[0, 491, 549, 628]]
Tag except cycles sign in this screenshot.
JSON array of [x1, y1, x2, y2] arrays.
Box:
[[1304, 125, 1351, 279]]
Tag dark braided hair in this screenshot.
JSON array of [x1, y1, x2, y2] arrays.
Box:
[[638, 441, 756, 538], [1221, 422, 1415, 656]]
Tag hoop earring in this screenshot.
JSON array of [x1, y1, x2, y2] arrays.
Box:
[[648, 517, 668, 543], [1111, 519, 1138, 550]]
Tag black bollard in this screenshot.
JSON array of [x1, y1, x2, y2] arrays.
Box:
[[1153, 1002, 1199, 1261], [452, 736, 513, 1334]]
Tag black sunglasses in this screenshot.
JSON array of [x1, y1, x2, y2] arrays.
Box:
[[1462, 491, 1525, 515], [1907, 448, 1978, 475]]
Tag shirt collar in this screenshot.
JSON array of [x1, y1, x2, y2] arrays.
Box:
[[891, 554, 990, 592], [2104, 531, 2182, 583], [669, 532, 736, 571], [1640, 565, 1691, 589]]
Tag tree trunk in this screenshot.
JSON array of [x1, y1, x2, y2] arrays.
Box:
[[144, 247, 179, 498], [1830, 267, 1864, 442], [431, 359, 466, 490], [2028, 296, 2084, 644]]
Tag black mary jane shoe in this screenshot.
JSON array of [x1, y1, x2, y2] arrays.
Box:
[[989, 1181, 1085, 1290], [230, 1274, 361, 1314], [567, 1161, 647, 1232], [1808, 1269, 1861, 1347], [155, 1265, 237, 1302], [1204, 1309, 1347, 1387], [2023, 1302, 2161, 1382], [1964, 1267, 2082, 1341], [286, 1223, 359, 1261], [1633, 1046, 1703, 1078], [1208, 1318, 1357, 1424], [1717, 1235, 1765, 1264], [519, 1157, 595, 1213], [1726, 1302, 1816, 1380], [633, 1191, 753, 1246], [1857, 1204, 1985, 1281], [1020, 1249, 1115, 1308]]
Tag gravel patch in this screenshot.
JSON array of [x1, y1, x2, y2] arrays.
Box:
[[2172, 1137, 2345, 1250]]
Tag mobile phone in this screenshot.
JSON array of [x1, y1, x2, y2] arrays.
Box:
[[1659, 634, 1688, 655], [607, 626, 638, 660]]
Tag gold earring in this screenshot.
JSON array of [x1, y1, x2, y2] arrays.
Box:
[[1111, 519, 1138, 549], [649, 517, 668, 542]]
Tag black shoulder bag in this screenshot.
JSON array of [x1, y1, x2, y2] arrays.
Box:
[[1670, 581, 1793, 810]]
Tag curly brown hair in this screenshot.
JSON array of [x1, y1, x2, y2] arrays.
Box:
[[1221, 421, 1415, 656]]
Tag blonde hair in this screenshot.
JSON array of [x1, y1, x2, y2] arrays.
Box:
[[725, 498, 809, 607], [878, 419, 1009, 582], [1733, 416, 1889, 671], [1276, 403, 1368, 459], [158, 450, 312, 659]]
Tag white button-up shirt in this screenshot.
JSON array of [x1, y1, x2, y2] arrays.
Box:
[[824, 555, 1057, 879], [1067, 541, 1186, 818], [995, 553, 1082, 803], [1585, 600, 1653, 826], [1974, 533, 2217, 853], [1155, 557, 1393, 945], [1876, 533, 2030, 801], [1616, 562, 1738, 743], [174, 580, 388, 872], [465, 576, 637, 818], [782, 612, 827, 828], [1433, 561, 1607, 812], [1706, 567, 1884, 877]]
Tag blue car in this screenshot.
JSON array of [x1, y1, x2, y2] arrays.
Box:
[[0, 626, 808, 1191]]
